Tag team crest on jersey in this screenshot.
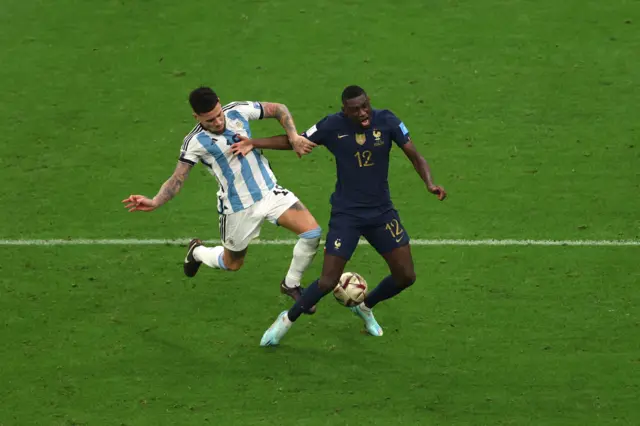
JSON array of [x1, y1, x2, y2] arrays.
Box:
[[355, 133, 366, 145], [229, 119, 245, 131], [373, 129, 384, 146]]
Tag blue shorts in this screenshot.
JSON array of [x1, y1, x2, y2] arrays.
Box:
[[324, 210, 410, 260]]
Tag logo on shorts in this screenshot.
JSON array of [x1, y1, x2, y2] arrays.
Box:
[[334, 238, 342, 250], [272, 184, 289, 197]]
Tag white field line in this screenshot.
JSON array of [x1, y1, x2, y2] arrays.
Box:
[[0, 239, 639, 247]]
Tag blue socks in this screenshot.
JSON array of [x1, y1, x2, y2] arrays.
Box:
[[287, 280, 328, 322], [364, 275, 407, 309], [287, 274, 414, 322]]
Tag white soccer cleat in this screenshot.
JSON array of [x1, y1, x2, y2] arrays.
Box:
[[350, 303, 383, 337], [260, 311, 292, 346]]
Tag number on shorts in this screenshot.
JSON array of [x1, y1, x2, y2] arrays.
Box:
[[385, 219, 405, 241], [217, 196, 227, 214], [273, 184, 289, 196]]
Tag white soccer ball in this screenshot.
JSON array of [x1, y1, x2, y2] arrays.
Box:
[[333, 272, 368, 307]]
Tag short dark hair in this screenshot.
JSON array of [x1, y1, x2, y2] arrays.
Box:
[[341, 85, 367, 102], [189, 86, 220, 114]]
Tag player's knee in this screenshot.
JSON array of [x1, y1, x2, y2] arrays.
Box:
[[298, 226, 322, 249], [224, 257, 245, 271], [222, 248, 247, 271], [395, 270, 416, 289]]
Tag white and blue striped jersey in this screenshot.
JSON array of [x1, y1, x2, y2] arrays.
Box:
[[179, 101, 277, 214]]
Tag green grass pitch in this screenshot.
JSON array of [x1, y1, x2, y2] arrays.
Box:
[[1, 0, 639, 424]]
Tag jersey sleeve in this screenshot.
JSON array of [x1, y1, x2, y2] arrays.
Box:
[[232, 101, 264, 121], [302, 116, 331, 145], [386, 111, 411, 146], [179, 135, 204, 165]]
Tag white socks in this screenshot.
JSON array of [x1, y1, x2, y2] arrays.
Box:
[[284, 227, 322, 288], [192, 227, 321, 278], [193, 245, 227, 270]]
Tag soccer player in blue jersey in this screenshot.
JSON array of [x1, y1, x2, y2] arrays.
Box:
[[231, 85, 446, 346]]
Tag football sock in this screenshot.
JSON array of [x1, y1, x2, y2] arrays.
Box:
[[287, 280, 328, 322], [364, 275, 406, 309], [193, 245, 227, 270], [284, 227, 322, 288]]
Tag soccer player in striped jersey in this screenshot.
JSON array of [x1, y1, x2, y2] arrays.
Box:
[[122, 87, 320, 311]]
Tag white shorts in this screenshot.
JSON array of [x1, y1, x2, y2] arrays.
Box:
[[218, 185, 299, 251]]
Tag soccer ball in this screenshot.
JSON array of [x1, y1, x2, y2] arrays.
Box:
[[333, 272, 368, 307]]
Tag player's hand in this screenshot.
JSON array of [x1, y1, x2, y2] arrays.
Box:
[[122, 195, 159, 212], [230, 134, 254, 156], [428, 185, 447, 201], [289, 135, 317, 158]]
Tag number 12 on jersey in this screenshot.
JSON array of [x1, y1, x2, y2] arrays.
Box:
[[354, 150, 374, 167]]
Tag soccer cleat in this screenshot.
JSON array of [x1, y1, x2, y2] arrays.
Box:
[[183, 238, 203, 277], [350, 303, 383, 337], [260, 311, 292, 346], [280, 280, 317, 314]]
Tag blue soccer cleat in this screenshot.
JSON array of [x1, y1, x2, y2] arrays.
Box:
[[350, 304, 383, 337], [260, 311, 292, 346]]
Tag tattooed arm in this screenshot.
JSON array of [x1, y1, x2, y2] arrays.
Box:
[[153, 161, 192, 206], [122, 162, 192, 212], [262, 102, 299, 140], [261, 102, 316, 157]]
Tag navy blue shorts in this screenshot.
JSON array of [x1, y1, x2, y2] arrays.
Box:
[[324, 210, 410, 260]]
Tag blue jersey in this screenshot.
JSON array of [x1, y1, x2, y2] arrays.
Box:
[[302, 109, 411, 218]]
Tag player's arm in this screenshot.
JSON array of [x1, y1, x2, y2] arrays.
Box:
[[230, 134, 295, 156], [122, 161, 192, 212], [153, 161, 192, 206], [261, 102, 315, 157], [388, 111, 446, 200], [250, 135, 292, 150], [400, 141, 447, 201], [261, 102, 299, 140], [230, 114, 329, 157]]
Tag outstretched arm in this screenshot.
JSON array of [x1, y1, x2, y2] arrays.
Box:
[[400, 141, 447, 200], [153, 161, 192, 206], [230, 134, 317, 157], [250, 135, 292, 150], [122, 161, 193, 212], [261, 102, 315, 157]]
